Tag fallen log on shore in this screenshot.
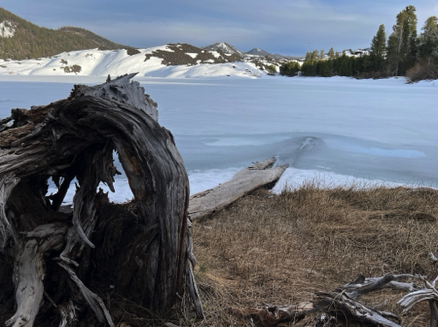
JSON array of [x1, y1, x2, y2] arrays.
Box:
[[188, 157, 287, 220]]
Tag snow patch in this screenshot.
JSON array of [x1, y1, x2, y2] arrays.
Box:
[[211, 51, 221, 58], [271, 168, 405, 194], [186, 53, 198, 59], [0, 21, 16, 38]]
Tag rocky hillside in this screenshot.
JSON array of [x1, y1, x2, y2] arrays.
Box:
[[0, 7, 136, 60], [144, 43, 243, 65]]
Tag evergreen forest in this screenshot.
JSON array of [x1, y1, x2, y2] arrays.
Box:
[[280, 5, 438, 82]]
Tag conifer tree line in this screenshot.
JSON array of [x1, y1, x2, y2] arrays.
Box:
[[280, 5, 438, 82]]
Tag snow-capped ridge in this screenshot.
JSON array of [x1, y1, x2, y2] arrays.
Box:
[[246, 48, 271, 57], [203, 42, 244, 58], [0, 46, 267, 79]]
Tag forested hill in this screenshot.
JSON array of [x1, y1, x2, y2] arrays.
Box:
[[0, 7, 138, 60]]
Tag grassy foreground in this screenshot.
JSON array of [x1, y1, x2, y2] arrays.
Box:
[[185, 183, 438, 326]]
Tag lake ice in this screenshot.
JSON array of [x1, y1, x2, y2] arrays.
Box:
[[0, 75, 437, 203]]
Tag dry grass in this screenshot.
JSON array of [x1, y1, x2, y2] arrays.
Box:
[[186, 184, 438, 327], [4, 182, 435, 326]]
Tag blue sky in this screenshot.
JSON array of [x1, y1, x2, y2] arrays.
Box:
[[1, 1, 437, 56]]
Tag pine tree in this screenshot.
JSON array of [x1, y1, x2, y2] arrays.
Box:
[[319, 49, 325, 60], [418, 16, 438, 58], [279, 61, 300, 77], [370, 24, 386, 72], [304, 51, 312, 62], [328, 47, 335, 59], [386, 5, 418, 76], [405, 15, 438, 82]]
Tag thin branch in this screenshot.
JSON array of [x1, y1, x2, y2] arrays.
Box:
[[58, 261, 114, 326]]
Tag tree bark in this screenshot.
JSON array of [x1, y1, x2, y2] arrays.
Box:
[[0, 73, 202, 325]]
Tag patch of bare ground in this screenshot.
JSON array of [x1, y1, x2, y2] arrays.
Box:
[[189, 184, 438, 327]]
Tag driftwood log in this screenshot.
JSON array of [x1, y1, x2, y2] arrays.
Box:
[[0, 73, 203, 326], [234, 272, 438, 327], [188, 158, 287, 220]]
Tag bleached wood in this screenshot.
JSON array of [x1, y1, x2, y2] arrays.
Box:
[[185, 221, 204, 318], [340, 273, 421, 299], [5, 240, 44, 327], [188, 157, 287, 220], [313, 291, 402, 327], [236, 273, 428, 327], [5, 222, 70, 327], [58, 300, 78, 327]]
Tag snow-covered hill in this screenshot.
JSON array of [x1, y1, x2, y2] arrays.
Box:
[[0, 45, 269, 78]]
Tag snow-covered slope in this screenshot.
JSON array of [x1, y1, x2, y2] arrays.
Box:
[[0, 45, 266, 78]]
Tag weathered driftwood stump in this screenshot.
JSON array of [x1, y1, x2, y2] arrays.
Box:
[[0, 73, 202, 326]]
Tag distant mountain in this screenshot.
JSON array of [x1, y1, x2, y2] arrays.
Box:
[[0, 7, 137, 60], [0, 6, 290, 69], [203, 42, 244, 59], [246, 48, 272, 57]]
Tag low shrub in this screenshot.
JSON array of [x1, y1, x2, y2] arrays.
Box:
[[406, 57, 438, 82]]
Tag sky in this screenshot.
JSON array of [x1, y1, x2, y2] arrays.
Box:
[[1, 1, 437, 56]]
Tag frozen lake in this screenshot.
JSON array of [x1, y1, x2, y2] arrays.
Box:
[[0, 75, 437, 202]]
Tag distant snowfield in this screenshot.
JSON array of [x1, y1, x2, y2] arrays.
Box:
[[0, 47, 263, 78], [0, 50, 437, 204]]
